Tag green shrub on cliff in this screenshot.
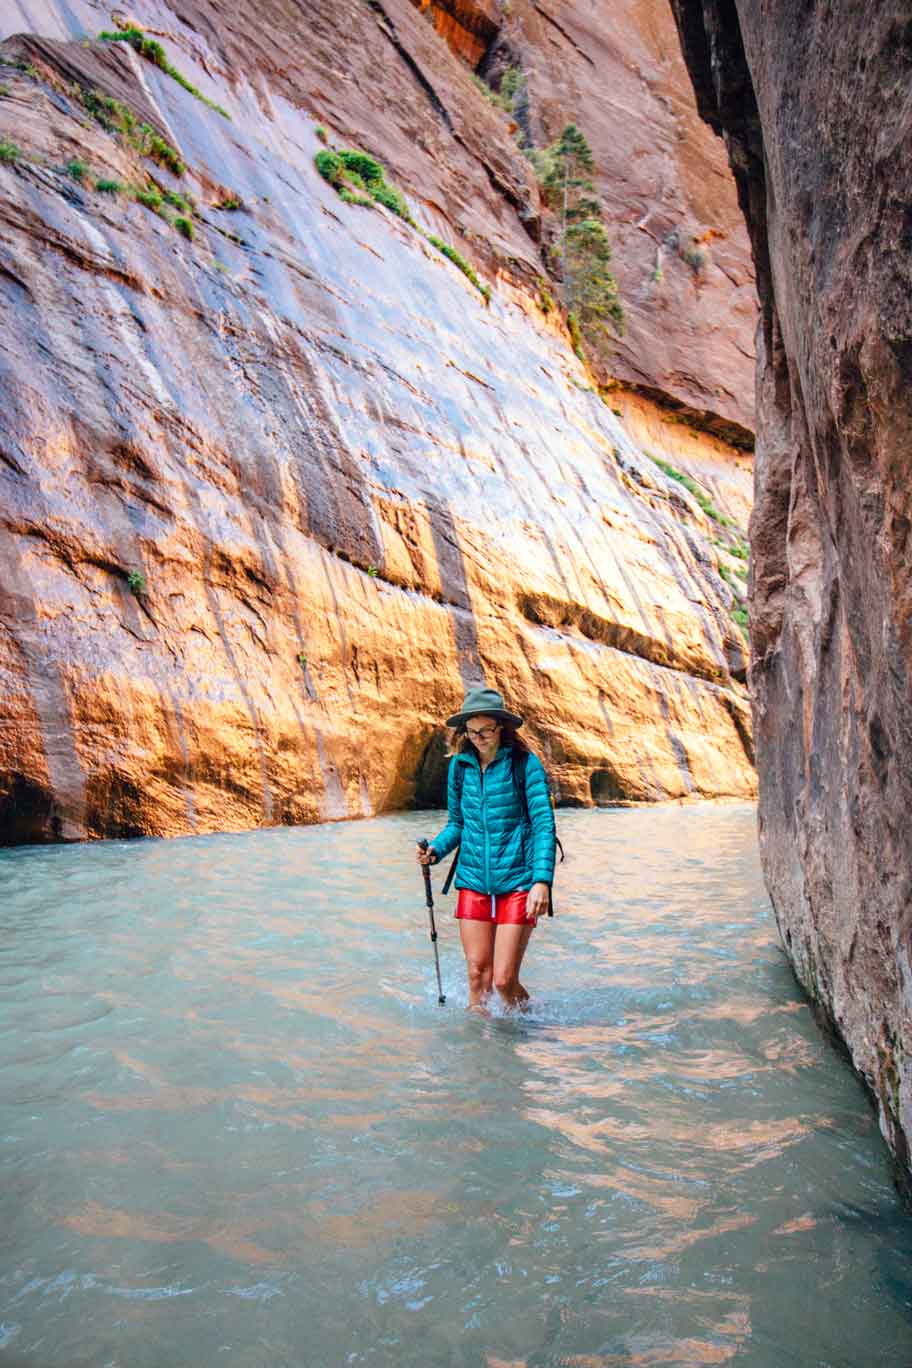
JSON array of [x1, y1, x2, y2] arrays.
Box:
[[533, 123, 625, 360], [77, 87, 185, 177], [340, 188, 374, 208], [134, 185, 163, 213], [732, 605, 748, 641], [471, 66, 526, 116], [537, 277, 555, 314], [427, 235, 490, 301], [137, 124, 184, 177], [0, 139, 20, 163], [66, 159, 89, 181], [564, 216, 624, 336], [433, 239, 478, 289], [126, 569, 146, 596], [711, 532, 749, 560], [648, 453, 735, 528], [95, 177, 123, 193], [567, 311, 584, 360], [316, 141, 491, 299], [99, 25, 230, 118], [163, 188, 193, 213], [315, 149, 342, 185], [370, 180, 412, 221], [174, 215, 194, 240], [337, 150, 385, 188], [315, 145, 415, 225], [718, 562, 744, 595]]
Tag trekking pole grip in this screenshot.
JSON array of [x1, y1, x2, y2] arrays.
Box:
[[417, 839, 434, 911]]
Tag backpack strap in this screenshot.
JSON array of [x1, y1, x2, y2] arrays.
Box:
[[511, 749, 559, 915], [511, 749, 564, 858], [441, 849, 459, 895], [511, 748, 530, 825]]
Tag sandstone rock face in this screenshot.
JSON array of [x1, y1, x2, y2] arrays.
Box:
[[0, 1, 755, 844], [415, 0, 501, 66], [670, 1, 912, 1184], [475, 0, 757, 440]]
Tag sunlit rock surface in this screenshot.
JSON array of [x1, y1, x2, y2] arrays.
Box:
[[0, 2, 755, 842], [670, 0, 912, 1186]]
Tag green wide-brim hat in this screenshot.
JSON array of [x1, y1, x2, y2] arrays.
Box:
[[445, 686, 524, 730]]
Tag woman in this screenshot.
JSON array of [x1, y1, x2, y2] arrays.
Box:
[[416, 687, 556, 1011]]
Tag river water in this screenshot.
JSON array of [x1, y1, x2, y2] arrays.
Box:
[[1, 804, 910, 1367]]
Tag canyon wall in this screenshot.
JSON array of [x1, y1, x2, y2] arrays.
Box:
[[0, 0, 755, 843], [423, 0, 757, 442], [670, 0, 912, 1184]]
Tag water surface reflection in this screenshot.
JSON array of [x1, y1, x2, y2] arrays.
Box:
[[1, 805, 910, 1367]]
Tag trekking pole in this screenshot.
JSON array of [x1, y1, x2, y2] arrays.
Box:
[[417, 839, 446, 1005]]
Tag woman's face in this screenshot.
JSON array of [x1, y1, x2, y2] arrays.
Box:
[[465, 715, 502, 762]]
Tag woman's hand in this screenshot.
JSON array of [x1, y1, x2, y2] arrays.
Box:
[[527, 881, 550, 923], [416, 844, 438, 866]]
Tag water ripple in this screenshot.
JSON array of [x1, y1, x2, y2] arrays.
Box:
[[0, 805, 910, 1367]]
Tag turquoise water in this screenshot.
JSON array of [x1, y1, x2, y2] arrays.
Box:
[[1, 804, 910, 1367]]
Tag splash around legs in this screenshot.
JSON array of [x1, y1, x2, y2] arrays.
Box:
[[458, 920, 535, 1012]]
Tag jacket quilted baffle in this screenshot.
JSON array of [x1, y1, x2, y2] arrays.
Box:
[[430, 746, 556, 894]]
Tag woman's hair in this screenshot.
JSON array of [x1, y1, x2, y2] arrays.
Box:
[[450, 720, 531, 757]]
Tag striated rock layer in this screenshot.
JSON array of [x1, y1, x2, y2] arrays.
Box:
[[670, 1, 912, 1184], [0, 1, 755, 844]]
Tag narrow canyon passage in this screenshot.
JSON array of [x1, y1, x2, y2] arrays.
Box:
[[1, 806, 910, 1367], [3, 0, 912, 1359]]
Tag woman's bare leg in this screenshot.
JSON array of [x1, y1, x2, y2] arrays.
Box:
[[492, 924, 535, 1007], [459, 921, 496, 1009]]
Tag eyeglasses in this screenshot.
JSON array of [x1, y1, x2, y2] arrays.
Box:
[[466, 725, 500, 741]]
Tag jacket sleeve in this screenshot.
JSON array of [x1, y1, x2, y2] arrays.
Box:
[[525, 754, 556, 884], [429, 758, 463, 861]]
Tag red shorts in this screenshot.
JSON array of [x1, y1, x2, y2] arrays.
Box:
[[456, 888, 534, 925]]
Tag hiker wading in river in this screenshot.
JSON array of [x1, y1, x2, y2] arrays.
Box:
[[416, 687, 556, 1011]]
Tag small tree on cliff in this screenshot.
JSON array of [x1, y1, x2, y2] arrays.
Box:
[[536, 122, 625, 353], [539, 123, 600, 239], [563, 216, 624, 341]]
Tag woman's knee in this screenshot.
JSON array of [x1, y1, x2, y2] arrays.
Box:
[[493, 969, 517, 995], [467, 957, 492, 985]]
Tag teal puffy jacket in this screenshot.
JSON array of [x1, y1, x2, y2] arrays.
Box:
[[430, 745, 556, 894]]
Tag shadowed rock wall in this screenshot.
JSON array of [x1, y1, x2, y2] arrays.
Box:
[[0, 1, 755, 843], [670, 0, 912, 1185], [415, 0, 500, 65]]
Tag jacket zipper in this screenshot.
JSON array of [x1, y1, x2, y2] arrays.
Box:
[[480, 748, 508, 894], [480, 758, 491, 893]]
